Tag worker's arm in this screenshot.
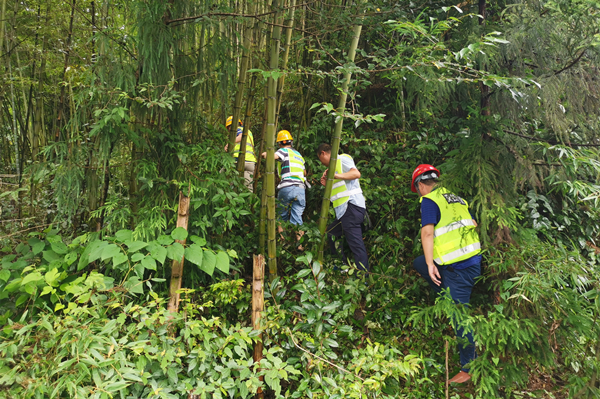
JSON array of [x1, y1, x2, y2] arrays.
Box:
[[421, 223, 441, 286], [334, 167, 360, 180], [261, 151, 280, 160], [235, 133, 243, 143]]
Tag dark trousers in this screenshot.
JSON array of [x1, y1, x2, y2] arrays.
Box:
[[327, 203, 369, 271], [413, 255, 480, 372]]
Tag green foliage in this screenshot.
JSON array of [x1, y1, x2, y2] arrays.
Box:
[[0, 294, 298, 399], [0, 228, 234, 318]]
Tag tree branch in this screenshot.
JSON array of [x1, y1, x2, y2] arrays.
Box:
[[553, 49, 586, 76]]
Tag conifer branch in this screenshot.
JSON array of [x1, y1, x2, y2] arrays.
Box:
[[503, 130, 600, 147]]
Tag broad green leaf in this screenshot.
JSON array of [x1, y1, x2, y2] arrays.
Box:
[[171, 227, 188, 241], [201, 250, 216, 276], [142, 255, 156, 271], [125, 240, 148, 253], [115, 230, 133, 242], [166, 242, 184, 261], [22, 271, 43, 286], [4, 278, 22, 292], [88, 241, 109, 263], [16, 294, 29, 307], [151, 246, 167, 265], [134, 263, 144, 278], [29, 238, 45, 255], [123, 277, 144, 294], [0, 269, 10, 282], [157, 235, 174, 246], [190, 235, 207, 246], [185, 244, 203, 267], [45, 268, 60, 287], [113, 253, 128, 267], [43, 250, 59, 263], [101, 244, 121, 261], [215, 251, 229, 274], [131, 253, 145, 262], [64, 252, 78, 266], [51, 242, 68, 255]]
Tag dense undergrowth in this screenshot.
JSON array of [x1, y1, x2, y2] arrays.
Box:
[[1, 128, 599, 397], [1, 1, 600, 397]]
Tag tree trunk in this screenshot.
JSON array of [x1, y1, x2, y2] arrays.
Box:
[[317, 14, 364, 264], [167, 192, 190, 313], [252, 254, 265, 399]]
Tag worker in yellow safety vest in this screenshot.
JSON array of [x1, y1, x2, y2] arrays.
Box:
[[316, 143, 368, 272], [225, 116, 256, 192], [262, 130, 307, 246], [411, 164, 481, 384]]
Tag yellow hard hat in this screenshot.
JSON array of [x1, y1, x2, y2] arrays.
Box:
[[276, 130, 293, 143], [226, 116, 242, 128]]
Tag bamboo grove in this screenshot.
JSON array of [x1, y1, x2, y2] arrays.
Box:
[[1, 0, 600, 398]]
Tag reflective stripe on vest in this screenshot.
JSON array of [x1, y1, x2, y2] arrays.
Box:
[[233, 129, 257, 163], [330, 154, 362, 211], [277, 148, 306, 184], [421, 187, 481, 265]]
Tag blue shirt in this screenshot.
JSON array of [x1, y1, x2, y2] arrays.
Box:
[[420, 196, 481, 270]]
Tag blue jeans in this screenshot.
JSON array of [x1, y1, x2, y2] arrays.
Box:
[[277, 185, 306, 225], [413, 255, 481, 372]]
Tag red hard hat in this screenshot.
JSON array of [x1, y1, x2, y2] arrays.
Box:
[[411, 164, 440, 193]]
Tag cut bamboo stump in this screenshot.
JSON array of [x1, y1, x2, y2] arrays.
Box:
[[167, 192, 190, 313], [253, 254, 265, 399]]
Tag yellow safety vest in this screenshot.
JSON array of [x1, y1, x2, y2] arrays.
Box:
[[277, 148, 306, 184], [330, 154, 363, 213], [421, 187, 481, 265], [233, 129, 257, 163]]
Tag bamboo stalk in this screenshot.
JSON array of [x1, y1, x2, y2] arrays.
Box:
[[317, 9, 365, 264], [445, 340, 449, 399], [229, 0, 256, 156], [235, 0, 258, 170], [252, 254, 265, 399], [167, 192, 190, 313], [275, 0, 296, 127], [265, 0, 282, 280]]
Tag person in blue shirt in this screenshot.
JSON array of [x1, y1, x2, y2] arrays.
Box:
[[411, 164, 482, 384]]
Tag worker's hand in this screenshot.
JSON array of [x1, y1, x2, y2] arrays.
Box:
[[224, 144, 228, 152], [320, 169, 328, 186], [428, 263, 441, 286], [261, 152, 267, 158]]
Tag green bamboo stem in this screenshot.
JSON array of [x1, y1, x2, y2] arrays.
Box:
[[236, 0, 259, 172], [317, 15, 365, 265], [275, 0, 296, 128], [266, 0, 282, 280], [229, 1, 256, 156]]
